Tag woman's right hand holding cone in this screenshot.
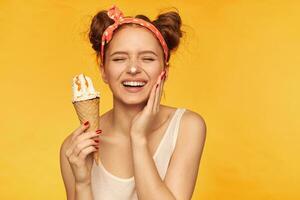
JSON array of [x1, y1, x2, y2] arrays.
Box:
[[65, 121, 101, 185]]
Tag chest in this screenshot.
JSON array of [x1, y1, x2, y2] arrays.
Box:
[[97, 124, 169, 179]]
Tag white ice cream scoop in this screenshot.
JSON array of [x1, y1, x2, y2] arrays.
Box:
[[72, 74, 100, 102]]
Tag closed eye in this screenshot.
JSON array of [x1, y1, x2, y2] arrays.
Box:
[[143, 58, 155, 61], [112, 58, 155, 62], [112, 58, 126, 61]]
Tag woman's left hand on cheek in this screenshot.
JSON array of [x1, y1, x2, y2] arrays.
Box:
[[130, 70, 166, 139]]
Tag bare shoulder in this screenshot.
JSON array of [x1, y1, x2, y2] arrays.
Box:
[[181, 109, 207, 140], [60, 132, 73, 151], [163, 109, 206, 199], [174, 108, 207, 157]]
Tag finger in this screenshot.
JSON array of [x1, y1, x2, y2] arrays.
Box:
[[147, 70, 165, 111], [71, 130, 101, 151], [145, 79, 158, 113], [71, 121, 90, 140], [77, 130, 101, 142], [78, 146, 98, 160], [152, 70, 165, 112], [158, 72, 166, 106], [152, 79, 161, 113], [153, 74, 165, 113], [73, 139, 99, 157], [146, 70, 165, 113], [66, 153, 78, 164]]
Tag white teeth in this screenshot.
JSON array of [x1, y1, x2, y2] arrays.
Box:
[[122, 81, 146, 86]]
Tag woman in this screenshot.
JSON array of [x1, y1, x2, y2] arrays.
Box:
[[60, 5, 206, 200]]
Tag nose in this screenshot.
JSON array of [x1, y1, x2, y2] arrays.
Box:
[[127, 59, 141, 75]]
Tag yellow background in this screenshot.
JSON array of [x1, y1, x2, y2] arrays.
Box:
[[0, 0, 299, 199]]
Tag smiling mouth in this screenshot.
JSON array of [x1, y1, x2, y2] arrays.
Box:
[[124, 85, 144, 87], [121, 81, 147, 88]]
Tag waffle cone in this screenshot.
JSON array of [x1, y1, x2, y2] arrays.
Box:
[[73, 97, 100, 163]]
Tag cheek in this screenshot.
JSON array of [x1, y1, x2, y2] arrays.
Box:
[[146, 72, 160, 87], [106, 66, 124, 80], [148, 66, 164, 80]]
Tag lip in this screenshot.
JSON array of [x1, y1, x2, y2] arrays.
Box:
[[121, 81, 148, 93], [121, 79, 148, 83]]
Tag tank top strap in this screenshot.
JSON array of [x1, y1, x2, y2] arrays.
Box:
[[152, 108, 187, 180], [171, 108, 186, 152]]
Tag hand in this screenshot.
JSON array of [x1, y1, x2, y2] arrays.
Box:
[[130, 70, 167, 139], [65, 122, 101, 185]]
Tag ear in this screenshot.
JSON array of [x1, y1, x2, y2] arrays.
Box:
[[99, 63, 109, 84]]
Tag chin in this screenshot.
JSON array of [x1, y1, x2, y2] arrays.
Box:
[[121, 95, 148, 106], [112, 84, 153, 106]]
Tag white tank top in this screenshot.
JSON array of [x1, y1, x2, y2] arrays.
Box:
[[91, 108, 186, 200]]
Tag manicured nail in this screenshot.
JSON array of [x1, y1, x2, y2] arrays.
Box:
[[84, 121, 89, 126], [94, 139, 99, 143], [96, 130, 102, 134], [160, 72, 164, 80], [161, 70, 167, 80]]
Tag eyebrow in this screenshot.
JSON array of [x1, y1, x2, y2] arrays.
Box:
[[110, 50, 158, 57]]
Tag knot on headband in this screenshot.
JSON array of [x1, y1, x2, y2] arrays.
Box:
[[100, 5, 169, 65], [107, 5, 124, 21]]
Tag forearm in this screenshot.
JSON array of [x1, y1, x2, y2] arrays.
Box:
[[130, 135, 176, 200], [75, 182, 94, 200]]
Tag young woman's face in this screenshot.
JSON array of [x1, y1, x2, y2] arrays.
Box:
[[100, 26, 168, 105]]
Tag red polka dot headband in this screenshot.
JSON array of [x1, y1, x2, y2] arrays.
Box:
[[100, 5, 169, 65]]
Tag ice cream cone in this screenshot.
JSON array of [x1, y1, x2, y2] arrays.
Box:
[[73, 97, 100, 163], [71, 74, 101, 164]]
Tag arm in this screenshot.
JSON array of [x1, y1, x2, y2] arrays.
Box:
[[60, 136, 95, 200], [130, 110, 206, 200], [131, 135, 176, 200], [163, 111, 206, 200], [75, 182, 94, 200]]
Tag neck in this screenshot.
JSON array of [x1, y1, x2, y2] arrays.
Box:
[[110, 98, 147, 137]]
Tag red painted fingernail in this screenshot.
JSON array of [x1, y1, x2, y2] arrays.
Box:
[[156, 83, 159, 88], [96, 130, 102, 134], [94, 139, 99, 143], [95, 146, 99, 149], [84, 121, 89, 126], [160, 73, 165, 80]]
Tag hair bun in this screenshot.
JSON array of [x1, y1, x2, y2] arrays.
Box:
[[88, 11, 114, 52], [153, 11, 183, 52]]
